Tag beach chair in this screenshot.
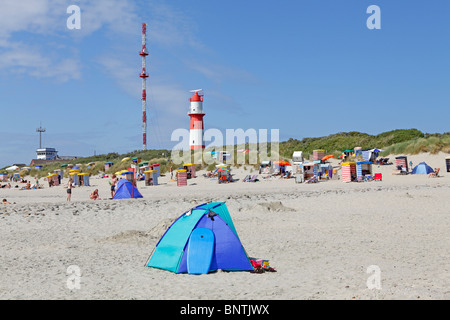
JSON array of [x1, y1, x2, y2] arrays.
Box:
[[243, 175, 251, 182], [249, 175, 259, 182], [364, 175, 374, 182], [374, 173, 382, 181]]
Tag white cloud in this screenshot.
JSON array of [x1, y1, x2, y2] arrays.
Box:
[[0, 0, 81, 81], [0, 0, 139, 82], [0, 0, 65, 40], [0, 40, 82, 81], [74, 0, 138, 37], [0, 0, 138, 39]]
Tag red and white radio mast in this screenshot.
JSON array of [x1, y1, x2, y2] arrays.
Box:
[[139, 23, 149, 151]]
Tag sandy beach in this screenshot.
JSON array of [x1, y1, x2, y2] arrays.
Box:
[[0, 152, 449, 300]]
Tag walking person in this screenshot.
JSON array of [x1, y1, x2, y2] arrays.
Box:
[[67, 178, 74, 202]]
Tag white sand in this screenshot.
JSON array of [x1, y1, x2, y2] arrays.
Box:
[[0, 152, 449, 300]]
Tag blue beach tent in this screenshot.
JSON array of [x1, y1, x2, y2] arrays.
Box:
[[113, 178, 143, 199], [146, 202, 253, 274], [411, 162, 434, 175]]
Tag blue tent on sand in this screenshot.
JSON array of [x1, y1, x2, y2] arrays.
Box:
[[411, 162, 434, 175], [113, 178, 143, 199], [146, 202, 253, 274]]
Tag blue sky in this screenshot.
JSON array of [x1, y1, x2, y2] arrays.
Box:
[[0, 0, 449, 168]]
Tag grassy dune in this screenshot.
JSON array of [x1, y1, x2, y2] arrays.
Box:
[[2, 130, 449, 178], [381, 134, 450, 156]]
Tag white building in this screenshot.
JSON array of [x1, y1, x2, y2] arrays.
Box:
[[36, 148, 58, 160]]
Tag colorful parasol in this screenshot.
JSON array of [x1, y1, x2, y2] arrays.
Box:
[[321, 155, 335, 161], [274, 160, 291, 166]]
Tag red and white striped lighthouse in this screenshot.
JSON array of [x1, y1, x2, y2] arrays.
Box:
[[188, 89, 205, 150]]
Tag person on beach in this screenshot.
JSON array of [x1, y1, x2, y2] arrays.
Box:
[[170, 166, 173, 180], [20, 181, 31, 190], [2, 199, 11, 205], [110, 175, 118, 198], [67, 179, 74, 202], [90, 189, 100, 200]]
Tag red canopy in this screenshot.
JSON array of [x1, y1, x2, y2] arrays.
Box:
[[274, 161, 290, 166]]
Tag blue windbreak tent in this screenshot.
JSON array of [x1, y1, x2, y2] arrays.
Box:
[[113, 178, 143, 199], [411, 162, 434, 175], [146, 202, 253, 274]]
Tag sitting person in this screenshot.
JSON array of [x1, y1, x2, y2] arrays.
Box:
[[397, 166, 407, 174], [20, 182, 32, 190], [90, 189, 100, 200], [429, 168, 440, 178]]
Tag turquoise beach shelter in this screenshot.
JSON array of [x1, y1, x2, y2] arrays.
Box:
[[146, 202, 253, 274], [411, 162, 434, 175], [113, 178, 143, 199]]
